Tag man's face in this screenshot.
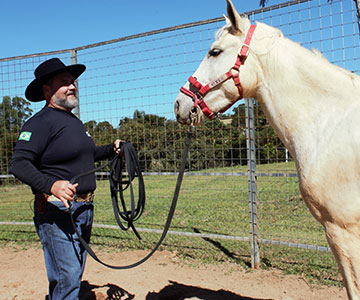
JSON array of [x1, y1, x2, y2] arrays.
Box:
[[45, 72, 78, 111]]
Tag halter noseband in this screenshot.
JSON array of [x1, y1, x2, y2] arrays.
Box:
[[180, 24, 256, 120]]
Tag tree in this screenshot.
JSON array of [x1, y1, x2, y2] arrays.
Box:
[[86, 105, 289, 173], [0, 96, 32, 132], [0, 96, 33, 174], [228, 102, 288, 164], [84, 120, 97, 137], [84, 120, 117, 145], [118, 110, 170, 171]]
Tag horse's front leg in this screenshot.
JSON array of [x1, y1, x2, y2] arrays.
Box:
[[325, 221, 360, 300]]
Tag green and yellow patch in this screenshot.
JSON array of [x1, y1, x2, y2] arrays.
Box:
[[18, 131, 32, 141]]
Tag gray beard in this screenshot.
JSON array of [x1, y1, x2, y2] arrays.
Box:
[[53, 95, 79, 110]]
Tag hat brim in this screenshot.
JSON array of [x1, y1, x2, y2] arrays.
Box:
[[25, 64, 86, 102]]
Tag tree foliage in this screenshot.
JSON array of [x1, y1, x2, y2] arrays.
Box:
[[0, 96, 33, 174], [2, 100, 287, 175], [85, 107, 287, 172]]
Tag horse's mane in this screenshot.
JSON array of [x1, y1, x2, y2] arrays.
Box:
[[254, 22, 360, 88], [310, 48, 359, 81], [215, 24, 231, 41], [215, 20, 360, 89]]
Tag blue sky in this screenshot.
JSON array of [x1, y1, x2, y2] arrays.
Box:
[[0, 0, 285, 59], [1, 0, 358, 125]]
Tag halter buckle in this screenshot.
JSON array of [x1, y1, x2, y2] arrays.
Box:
[[212, 112, 221, 120]]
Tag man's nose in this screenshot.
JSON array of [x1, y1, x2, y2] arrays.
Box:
[[69, 83, 76, 90]]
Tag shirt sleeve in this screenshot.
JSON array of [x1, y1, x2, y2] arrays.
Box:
[[9, 117, 57, 194], [94, 143, 115, 161]]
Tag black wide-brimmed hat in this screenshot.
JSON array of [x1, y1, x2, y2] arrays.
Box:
[[25, 57, 86, 102]]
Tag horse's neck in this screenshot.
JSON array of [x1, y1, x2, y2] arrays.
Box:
[[255, 37, 360, 170]]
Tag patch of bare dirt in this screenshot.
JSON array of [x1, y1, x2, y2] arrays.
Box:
[[0, 246, 347, 300]]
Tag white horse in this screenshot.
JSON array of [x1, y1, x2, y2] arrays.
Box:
[[174, 0, 360, 299]]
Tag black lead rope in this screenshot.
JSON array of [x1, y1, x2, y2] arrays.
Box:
[[69, 142, 145, 240], [109, 142, 145, 240], [68, 129, 192, 270]]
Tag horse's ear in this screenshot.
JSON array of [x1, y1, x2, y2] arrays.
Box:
[[224, 14, 231, 27], [226, 0, 249, 34]]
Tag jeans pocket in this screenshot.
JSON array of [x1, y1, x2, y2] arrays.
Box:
[[47, 201, 68, 212]]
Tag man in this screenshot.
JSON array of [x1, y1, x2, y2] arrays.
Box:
[[10, 57, 121, 300]]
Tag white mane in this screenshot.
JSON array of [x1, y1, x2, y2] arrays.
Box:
[[252, 21, 360, 98], [214, 24, 231, 41], [311, 48, 359, 82], [216, 20, 360, 90]]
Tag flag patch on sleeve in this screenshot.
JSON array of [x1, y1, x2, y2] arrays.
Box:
[[18, 131, 32, 141]]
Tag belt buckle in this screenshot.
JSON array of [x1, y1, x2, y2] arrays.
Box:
[[75, 192, 94, 202], [88, 193, 94, 202]]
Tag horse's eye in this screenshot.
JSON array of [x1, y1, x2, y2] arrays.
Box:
[[208, 48, 222, 57]]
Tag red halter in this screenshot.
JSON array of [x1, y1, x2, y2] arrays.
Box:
[[180, 24, 256, 120]]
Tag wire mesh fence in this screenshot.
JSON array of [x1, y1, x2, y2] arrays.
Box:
[[0, 0, 359, 264]]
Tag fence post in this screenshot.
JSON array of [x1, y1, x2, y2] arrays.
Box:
[[245, 98, 260, 269], [70, 50, 80, 119], [355, 0, 360, 39]]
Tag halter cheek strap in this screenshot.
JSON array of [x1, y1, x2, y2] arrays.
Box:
[[180, 24, 256, 120]]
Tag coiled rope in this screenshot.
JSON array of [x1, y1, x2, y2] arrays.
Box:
[[68, 129, 192, 269]]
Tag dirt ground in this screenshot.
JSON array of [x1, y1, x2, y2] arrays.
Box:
[[0, 246, 347, 300]]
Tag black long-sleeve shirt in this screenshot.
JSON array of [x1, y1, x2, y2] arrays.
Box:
[[10, 107, 115, 194]]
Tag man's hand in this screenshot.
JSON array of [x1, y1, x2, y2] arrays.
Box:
[[114, 139, 124, 155], [50, 180, 78, 208]]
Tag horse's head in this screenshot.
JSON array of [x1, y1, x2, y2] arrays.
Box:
[[174, 0, 263, 126]]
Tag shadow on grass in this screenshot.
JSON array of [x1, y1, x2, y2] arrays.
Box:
[[192, 227, 252, 268]]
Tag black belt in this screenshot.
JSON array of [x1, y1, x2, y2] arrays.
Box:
[[46, 192, 94, 203], [68, 130, 192, 269]]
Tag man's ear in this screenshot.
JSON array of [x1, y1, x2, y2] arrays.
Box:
[[42, 84, 52, 100]]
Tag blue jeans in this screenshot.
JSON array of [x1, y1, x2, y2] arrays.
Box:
[[34, 200, 94, 300]]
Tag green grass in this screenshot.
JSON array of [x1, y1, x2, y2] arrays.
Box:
[[0, 161, 343, 287]]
